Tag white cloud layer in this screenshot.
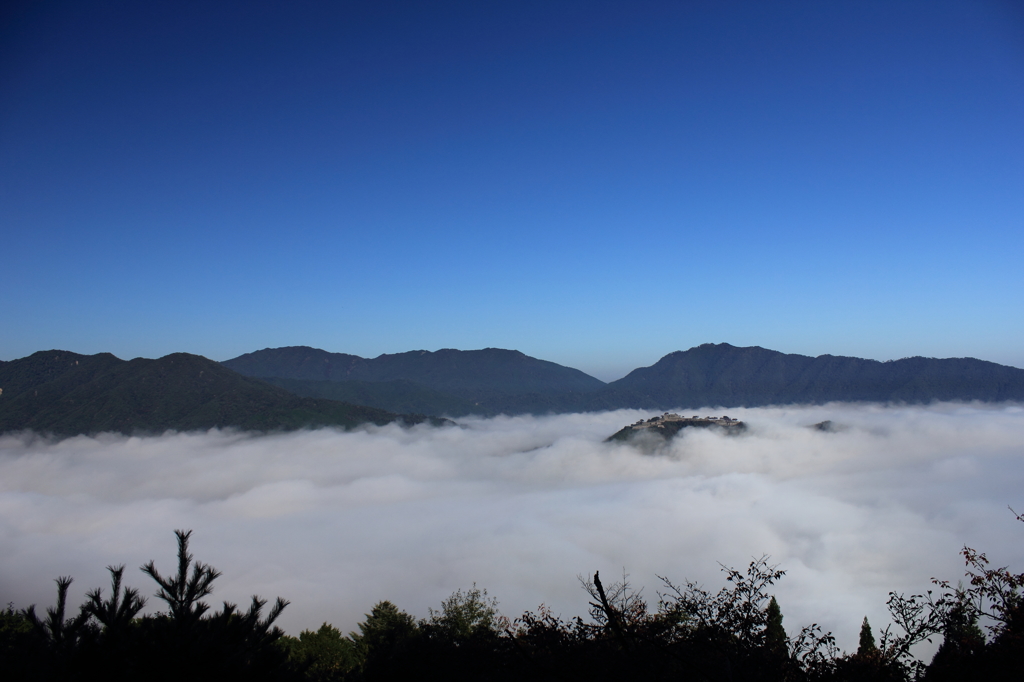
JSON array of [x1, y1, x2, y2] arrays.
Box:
[[2, 403, 1023, 653]]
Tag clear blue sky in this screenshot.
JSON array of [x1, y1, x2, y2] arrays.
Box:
[[2, 1, 1022, 381]]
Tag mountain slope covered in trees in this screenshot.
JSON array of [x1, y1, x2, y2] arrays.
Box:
[[596, 343, 1024, 409], [223, 343, 1024, 417], [223, 346, 606, 393], [3, 343, 1021, 435], [223, 346, 606, 417], [0, 350, 439, 436]]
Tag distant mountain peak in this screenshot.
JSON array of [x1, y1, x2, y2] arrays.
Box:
[[0, 350, 435, 437], [607, 343, 1024, 408], [6, 343, 1022, 431], [223, 346, 606, 397]]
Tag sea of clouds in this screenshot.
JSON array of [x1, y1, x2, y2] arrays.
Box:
[[1, 402, 1022, 652]]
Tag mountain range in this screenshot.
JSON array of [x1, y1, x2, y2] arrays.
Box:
[[222, 347, 605, 417], [225, 343, 1024, 416], [0, 350, 442, 437], [2, 343, 1022, 437]]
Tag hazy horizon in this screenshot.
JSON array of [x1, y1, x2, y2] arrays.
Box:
[[2, 1, 1022, 375]]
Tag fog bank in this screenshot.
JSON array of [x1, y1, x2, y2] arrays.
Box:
[[1, 402, 1022, 651]]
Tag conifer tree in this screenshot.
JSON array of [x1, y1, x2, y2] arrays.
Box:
[[141, 529, 221, 624], [352, 600, 418, 656], [83, 564, 146, 633], [857, 616, 877, 656], [351, 601, 419, 680], [22, 576, 93, 653], [765, 596, 788, 655]]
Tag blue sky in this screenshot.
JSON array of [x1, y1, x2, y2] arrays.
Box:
[[2, 0, 1022, 381]]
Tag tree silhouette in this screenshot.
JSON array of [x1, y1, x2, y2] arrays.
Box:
[[351, 601, 420, 680], [4, 518, 1022, 681], [427, 584, 500, 641], [764, 596, 787, 656], [19, 576, 95, 680], [83, 564, 147, 632], [857, 617, 877, 656], [141, 528, 221, 624], [136, 529, 291, 681], [22, 576, 93, 653], [281, 622, 359, 681]]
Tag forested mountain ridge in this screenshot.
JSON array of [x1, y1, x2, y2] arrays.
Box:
[[224, 346, 606, 417], [598, 342, 1024, 408], [220, 346, 366, 383], [223, 346, 606, 393], [0, 350, 441, 436], [3, 344, 1021, 435], [223, 343, 1024, 417]]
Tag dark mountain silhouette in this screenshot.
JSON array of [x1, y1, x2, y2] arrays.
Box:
[[224, 346, 606, 393], [4, 343, 1021, 435], [0, 350, 442, 437], [223, 346, 605, 416], [225, 343, 1024, 416], [593, 343, 1024, 409], [220, 346, 365, 383]]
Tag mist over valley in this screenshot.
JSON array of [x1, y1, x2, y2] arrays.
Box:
[[2, 402, 1021, 658], [225, 342, 1024, 418], [4, 342, 1023, 438], [3, 2, 1022, 676]]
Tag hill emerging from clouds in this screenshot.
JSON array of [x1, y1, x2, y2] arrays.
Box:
[[223, 343, 1024, 417], [0, 351, 440, 437], [592, 343, 1024, 410], [1, 344, 1020, 437]]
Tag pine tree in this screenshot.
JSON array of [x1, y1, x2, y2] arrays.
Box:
[[857, 616, 877, 656], [764, 596, 787, 656], [22, 576, 94, 653], [351, 601, 420, 680], [83, 564, 147, 633], [141, 529, 221, 625]]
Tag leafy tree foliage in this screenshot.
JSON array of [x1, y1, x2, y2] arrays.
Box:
[[2, 514, 1022, 681], [922, 508, 1024, 681], [1, 602, 39, 680], [281, 623, 359, 681], [348, 600, 420, 680]]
